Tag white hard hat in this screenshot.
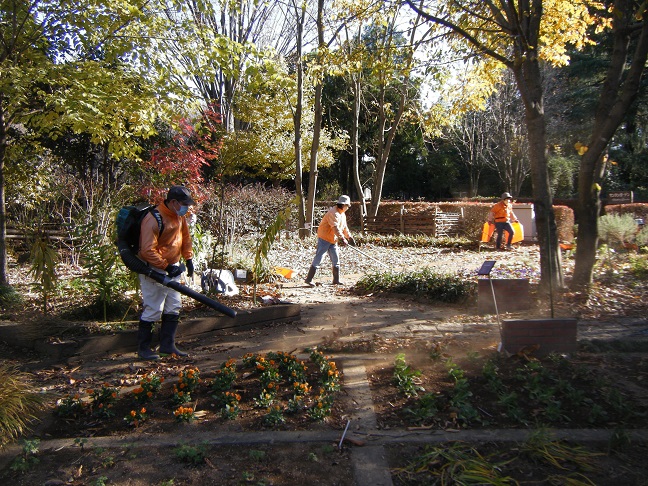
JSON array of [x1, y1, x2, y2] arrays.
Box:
[[337, 195, 351, 205]]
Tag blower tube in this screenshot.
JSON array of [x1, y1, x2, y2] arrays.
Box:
[[117, 242, 237, 318]]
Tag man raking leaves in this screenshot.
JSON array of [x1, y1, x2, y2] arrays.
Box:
[[304, 195, 356, 287]]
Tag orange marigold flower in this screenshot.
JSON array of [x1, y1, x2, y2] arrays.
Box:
[[141, 408, 146, 414], [130, 410, 137, 417]]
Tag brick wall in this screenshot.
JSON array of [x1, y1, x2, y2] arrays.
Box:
[[478, 278, 530, 314], [501, 318, 578, 356]]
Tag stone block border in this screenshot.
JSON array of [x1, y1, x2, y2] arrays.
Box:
[[501, 318, 578, 356], [0, 303, 301, 362]]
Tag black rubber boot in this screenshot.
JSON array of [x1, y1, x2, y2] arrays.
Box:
[[304, 266, 317, 287], [332, 266, 343, 285], [159, 313, 188, 357], [137, 320, 159, 360]]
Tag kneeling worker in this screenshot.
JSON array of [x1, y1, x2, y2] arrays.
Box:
[[488, 192, 519, 250]]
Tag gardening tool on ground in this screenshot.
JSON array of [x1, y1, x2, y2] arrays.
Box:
[[345, 244, 390, 269], [274, 266, 295, 279], [117, 242, 237, 318]]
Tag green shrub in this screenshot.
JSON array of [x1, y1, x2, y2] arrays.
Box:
[[629, 255, 648, 280], [598, 213, 638, 247], [0, 284, 22, 309], [354, 268, 475, 303], [636, 226, 648, 248], [0, 365, 46, 447]]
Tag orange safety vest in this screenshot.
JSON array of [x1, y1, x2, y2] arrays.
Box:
[[490, 200, 516, 223]]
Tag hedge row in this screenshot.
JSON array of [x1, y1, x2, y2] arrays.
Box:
[[318, 200, 575, 242]]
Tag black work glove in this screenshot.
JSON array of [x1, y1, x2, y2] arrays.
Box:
[[348, 236, 356, 246], [339, 238, 348, 247], [165, 263, 186, 278], [186, 259, 194, 278]]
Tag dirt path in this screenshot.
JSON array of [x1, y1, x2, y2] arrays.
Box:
[[3, 245, 648, 485]]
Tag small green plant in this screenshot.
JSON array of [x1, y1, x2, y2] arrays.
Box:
[[74, 437, 89, 450], [92, 476, 109, 486], [77, 221, 129, 322], [254, 390, 276, 408], [308, 392, 334, 421], [173, 367, 200, 406], [88, 383, 120, 418], [28, 237, 58, 314], [404, 392, 441, 424], [393, 353, 424, 398], [56, 393, 85, 418], [210, 359, 237, 393], [174, 442, 208, 465], [217, 391, 241, 419], [248, 449, 266, 461], [629, 254, 648, 280], [264, 404, 286, 426], [124, 406, 148, 427], [173, 406, 196, 423], [446, 359, 479, 423], [9, 439, 40, 473], [132, 373, 164, 404]]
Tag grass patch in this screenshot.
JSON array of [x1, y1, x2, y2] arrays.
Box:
[[0, 365, 46, 447]]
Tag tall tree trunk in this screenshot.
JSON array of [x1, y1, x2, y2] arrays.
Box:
[[0, 105, 7, 286], [572, 3, 648, 289], [351, 77, 366, 225], [512, 60, 564, 292], [293, 0, 307, 238], [305, 0, 325, 236]]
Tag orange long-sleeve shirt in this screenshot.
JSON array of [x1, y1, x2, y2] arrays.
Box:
[[317, 206, 350, 244], [490, 200, 518, 223], [138, 202, 193, 270]]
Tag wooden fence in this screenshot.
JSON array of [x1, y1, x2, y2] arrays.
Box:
[[363, 206, 464, 237]]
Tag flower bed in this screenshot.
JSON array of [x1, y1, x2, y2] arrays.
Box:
[[49, 349, 345, 438]]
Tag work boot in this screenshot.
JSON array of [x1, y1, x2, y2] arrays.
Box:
[[137, 320, 159, 360], [332, 266, 343, 285], [305, 266, 317, 288], [159, 313, 188, 357]]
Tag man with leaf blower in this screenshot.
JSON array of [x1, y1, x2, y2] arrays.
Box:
[[305, 195, 355, 287], [137, 185, 196, 360]]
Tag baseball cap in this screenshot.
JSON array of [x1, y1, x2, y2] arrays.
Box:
[[501, 192, 512, 200], [337, 195, 351, 205], [167, 185, 195, 205]]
